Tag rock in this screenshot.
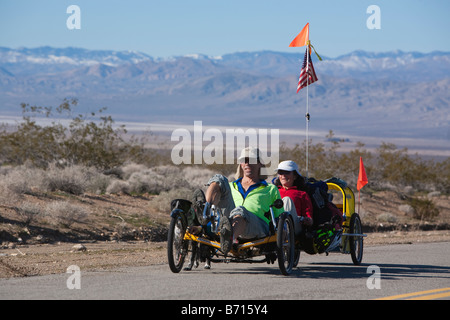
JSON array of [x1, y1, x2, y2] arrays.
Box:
[[71, 244, 87, 252], [427, 191, 441, 198], [398, 204, 415, 216], [403, 186, 414, 195]]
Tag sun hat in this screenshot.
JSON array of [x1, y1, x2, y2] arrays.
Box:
[[276, 160, 302, 177], [235, 147, 267, 180], [238, 147, 262, 163]]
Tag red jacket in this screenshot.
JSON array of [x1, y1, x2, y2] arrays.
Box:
[[278, 186, 313, 219]]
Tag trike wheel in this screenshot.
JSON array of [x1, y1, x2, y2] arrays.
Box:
[[349, 213, 363, 265], [277, 214, 295, 275], [167, 212, 188, 273]]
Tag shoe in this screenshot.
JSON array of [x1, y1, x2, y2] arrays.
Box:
[[191, 189, 207, 225], [188, 226, 202, 235], [219, 214, 232, 255]]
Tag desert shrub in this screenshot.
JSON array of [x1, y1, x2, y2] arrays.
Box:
[[45, 163, 92, 195], [106, 179, 131, 194], [45, 201, 89, 227], [127, 169, 167, 194], [280, 136, 448, 193], [373, 143, 442, 192], [434, 158, 450, 193], [0, 165, 46, 195], [150, 187, 193, 213], [279, 131, 372, 183], [1, 98, 448, 195], [376, 212, 398, 223], [124, 165, 190, 195], [104, 164, 215, 196], [0, 162, 111, 196], [120, 163, 148, 180], [0, 99, 151, 170], [181, 166, 216, 189], [407, 197, 439, 221], [85, 171, 112, 194], [17, 202, 43, 225], [43, 163, 111, 195]]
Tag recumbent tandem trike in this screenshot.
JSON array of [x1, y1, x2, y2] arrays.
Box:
[[167, 177, 366, 276]]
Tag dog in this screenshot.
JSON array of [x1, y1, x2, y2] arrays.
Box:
[[184, 240, 211, 270]]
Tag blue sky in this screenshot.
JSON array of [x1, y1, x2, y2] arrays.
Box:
[[1, 0, 449, 58]]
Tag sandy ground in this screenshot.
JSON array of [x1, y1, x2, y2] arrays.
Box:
[[1, 230, 449, 279], [1, 190, 449, 279]]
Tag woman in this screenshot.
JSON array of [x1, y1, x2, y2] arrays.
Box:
[[274, 160, 313, 231]]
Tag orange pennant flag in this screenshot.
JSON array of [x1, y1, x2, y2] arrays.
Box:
[[289, 23, 309, 47], [357, 157, 368, 191]]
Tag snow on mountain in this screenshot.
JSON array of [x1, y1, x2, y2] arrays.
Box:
[[0, 47, 449, 143], [0, 46, 153, 65]]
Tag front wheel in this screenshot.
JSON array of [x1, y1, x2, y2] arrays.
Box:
[[349, 213, 363, 265], [167, 212, 188, 273], [277, 214, 295, 276]]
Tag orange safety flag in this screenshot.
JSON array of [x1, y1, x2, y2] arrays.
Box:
[[357, 157, 368, 191], [289, 23, 309, 47]]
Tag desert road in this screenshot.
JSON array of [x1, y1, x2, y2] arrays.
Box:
[[1, 242, 449, 301]]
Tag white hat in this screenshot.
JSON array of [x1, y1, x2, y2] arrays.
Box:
[[276, 160, 302, 176], [238, 147, 262, 164], [235, 147, 267, 180]]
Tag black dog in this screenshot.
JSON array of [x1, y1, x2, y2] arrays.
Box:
[[184, 240, 211, 270]]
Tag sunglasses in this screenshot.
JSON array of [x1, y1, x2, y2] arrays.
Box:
[[240, 157, 259, 164], [277, 170, 293, 175]]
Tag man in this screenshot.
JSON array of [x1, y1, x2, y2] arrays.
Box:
[[205, 147, 283, 254]]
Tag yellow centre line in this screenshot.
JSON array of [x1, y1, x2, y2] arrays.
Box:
[[376, 287, 450, 300]]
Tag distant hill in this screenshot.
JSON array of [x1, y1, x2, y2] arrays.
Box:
[[0, 47, 449, 142]]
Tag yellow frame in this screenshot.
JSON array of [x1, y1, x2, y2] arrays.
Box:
[[326, 182, 355, 225], [326, 182, 357, 253], [184, 232, 277, 255]]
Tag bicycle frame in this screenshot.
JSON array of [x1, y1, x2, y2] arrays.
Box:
[[184, 232, 277, 254], [184, 204, 280, 256]]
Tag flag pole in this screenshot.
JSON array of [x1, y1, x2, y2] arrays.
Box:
[[358, 189, 361, 214], [289, 23, 319, 179], [305, 57, 309, 179], [305, 44, 310, 178]]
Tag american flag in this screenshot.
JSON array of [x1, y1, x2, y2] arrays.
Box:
[[297, 48, 318, 93]]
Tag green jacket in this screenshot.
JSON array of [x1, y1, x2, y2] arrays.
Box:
[[229, 179, 283, 225]]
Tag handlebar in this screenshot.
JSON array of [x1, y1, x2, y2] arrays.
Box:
[[270, 199, 284, 209], [268, 199, 284, 231]]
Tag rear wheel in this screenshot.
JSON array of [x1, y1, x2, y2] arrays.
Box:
[[349, 213, 363, 265], [167, 212, 188, 273], [277, 214, 295, 275]]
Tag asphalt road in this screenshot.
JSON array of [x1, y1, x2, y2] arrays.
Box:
[[1, 242, 449, 301]]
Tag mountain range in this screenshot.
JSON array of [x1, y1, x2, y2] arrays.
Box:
[[0, 46, 449, 148]]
